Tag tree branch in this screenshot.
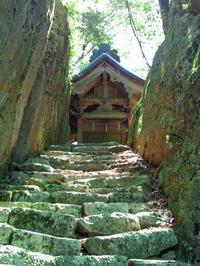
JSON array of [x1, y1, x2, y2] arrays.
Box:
[[125, 0, 151, 68]]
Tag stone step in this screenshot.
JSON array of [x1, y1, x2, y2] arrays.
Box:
[[47, 144, 72, 152], [0, 201, 82, 218], [59, 255, 128, 265], [49, 191, 109, 205], [109, 191, 147, 203], [7, 188, 148, 205], [83, 228, 178, 258], [0, 208, 11, 223], [3, 190, 110, 205], [83, 202, 152, 216], [11, 229, 81, 256], [77, 211, 165, 236], [40, 154, 71, 169], [8, 208, 76, 238], [0, 223, 13, 244], [16, 162, 55, 173], [77, 212, 141, 236], [12, 190, 50, 203], [128, 259, 178, 266], [0, 184, 41, 192], [65, 163, 109, 172], [0, 245, 57, 266], [0, 244, 129, 265], [46, 183, 89, 193], [73, 175, 150, 189], [72, 145, 109, 153]]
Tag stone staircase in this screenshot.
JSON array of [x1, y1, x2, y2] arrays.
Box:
[[0, 143, 181, 265]]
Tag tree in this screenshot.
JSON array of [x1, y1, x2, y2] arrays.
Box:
[[65, 0, 164, 76]]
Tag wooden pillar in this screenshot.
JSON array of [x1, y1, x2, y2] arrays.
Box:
[[103, 72, 108, 100], [77, 117, 83, 143]]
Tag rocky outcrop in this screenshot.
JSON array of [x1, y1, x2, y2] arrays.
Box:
[[130, 1, 200, 262], [0, 0, 70, 173]]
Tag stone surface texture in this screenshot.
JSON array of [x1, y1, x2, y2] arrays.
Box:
[[0, 144, 179, 264], [0, 0, 70, 172], [129, 1, 200, 261]]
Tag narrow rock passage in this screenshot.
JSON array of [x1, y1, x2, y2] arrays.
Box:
[[0, 143, 179, 265]]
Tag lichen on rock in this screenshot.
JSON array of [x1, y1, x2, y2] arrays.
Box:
[[130, 2, 200, 262]]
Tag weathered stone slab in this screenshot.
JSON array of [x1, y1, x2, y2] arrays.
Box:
[[49, 191, 109, 205], [0, 184, 41, 192], [8, 208, 76, 237], [108, 145, 130, 153], [0, 224, 14, 244], [32, 202, 82, 218], [82, 175, 149, 190], [84, 228, 178, 258], [72, 145, 108, 153], [0, 191, 12, 202], [128, 259, 178, 266], [83, 202, 130, 216], [12, 191, 50, 203], [31, 172, 69, 183], [56, 255, 128, 266], [77, 212, 140, 236], [106, 176, 150, 188], [18, 162, 54, 173], [46, 183, 89, 193], [136, 212, 165, 229], [0, 208, 11, 223], [40, 154, 71, 169], [128, 203, 152, 214], [66, 163, 108, 172], [11, 229, 81, 256], [47, 144, 72, 152], [109, 191, 146, 203], [0, 245, 56, 266], [0, 202, 82, 218]]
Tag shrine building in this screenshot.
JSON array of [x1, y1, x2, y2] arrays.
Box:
[[70, 44, 144, 144]]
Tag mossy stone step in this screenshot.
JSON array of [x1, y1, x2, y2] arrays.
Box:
[[74, 175, 150, 189], [46, 183, 89, 193], [84, 228, 178, 258], [83, 202, 130, 216], [57, 255, 128, 266], [77, 212, 141, 236], [0, 245, 57, 266], [128, 259, 178, 265], [40, 154, 71, 169], [0, 208, 10, 223], [66, 163, 108, 172], [49, 191, 109, 205], [83, 202, 153, 216], [11, 229, 81, 256], [108, 191, 147, 203], [0, 224, 13, 244], [47, 144, 72, 152], [8, 208, 76, 237], [0, 202, 82, 218], [77, 211, 165, 236], [12, 190, 50, 203]]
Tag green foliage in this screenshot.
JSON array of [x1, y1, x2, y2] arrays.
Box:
[[64, 0, 164, 77]]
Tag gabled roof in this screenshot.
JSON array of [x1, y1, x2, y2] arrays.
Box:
[[73, 53, 145, 85]]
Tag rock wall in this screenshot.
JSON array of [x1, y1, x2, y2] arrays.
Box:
[[130, 1, 200, 263], [0, 0, 70, 171]]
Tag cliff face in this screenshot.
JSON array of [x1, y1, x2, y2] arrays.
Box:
[[131, 1, 200, 262], [0, 0, 70, 171]]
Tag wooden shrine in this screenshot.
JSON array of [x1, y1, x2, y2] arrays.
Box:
[[70, 44, 144, 144]]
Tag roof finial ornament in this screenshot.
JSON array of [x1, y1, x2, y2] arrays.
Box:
[[89, 44, 120, 63]]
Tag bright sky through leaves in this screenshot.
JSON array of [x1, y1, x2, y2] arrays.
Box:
[[63, 0, 164, 78]]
